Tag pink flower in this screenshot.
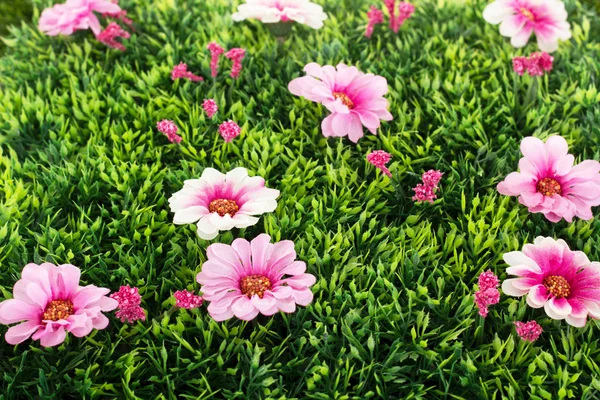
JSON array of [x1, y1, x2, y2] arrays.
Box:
[[171, 63, 204, 82], [157, 119, 182, 144], [168, 167, 280, 240], [398, 2, 415, 20], [483, 0, 571, 53], [497, 136, 600, 222], [288, 63, 393, 143], [478, 270, 500, 291], [202, 99, 218, 118], [513, 56, 528, 75], [367, 150, 392, 177], [526, 52, 554, 76], [514, 320, 543, 342], [196, 234, 316, 321], [207, 42, 225, 78], [39, 0, 121, 36], [225, 48, 246, 79], [232, 0, 327, 29], [110, 285, 146, 323], [475, 288, 500, 317], [412, 169, 443, 203], [174, 290, 204, 309], [502, 236, 600, 327], [218, 120, 241, 142], [0, 263, 118, 347], [97, 22, 130, 51], [384, 0, 397, 32], [365, 6, 384, 38]]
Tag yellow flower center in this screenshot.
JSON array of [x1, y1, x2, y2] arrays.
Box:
[[520, 8, 535, 22], [543, 275, 570, 298], [240, 275, 272, 299], [536, 177, 562, 197], [333, 92, 354, 109], [43, 299, 74, 321], [208, 199, 239, 217]]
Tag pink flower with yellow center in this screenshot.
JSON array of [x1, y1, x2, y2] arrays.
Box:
[[483, 0, 571, 53], [502, 237, 600, 327], [232, 0, 327, 29], [196, 234, 316, 321], [0, 263, 118, 347], [497, 136, 600, 223], [168, 167, 280, 240], [39, 0, 121, 36], [288, 63, 393, 143]]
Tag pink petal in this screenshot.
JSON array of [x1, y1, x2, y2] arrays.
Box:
[[250, 234, 274, 274], [526, 285, 549, 308], [57, 264, 81, 298], [0, 299, 40, 324], [5, 320, 41, 345]]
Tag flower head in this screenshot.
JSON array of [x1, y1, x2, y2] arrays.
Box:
[[110, 285, 146, 323], [202, 99, 218, 119], [224, 48, 246, 79], [207, 41, 225, 78], [475, 288, 500, 317], [174, 290, 204, 309], [367, 150, 392, 177], [196, 234, 316, 321], [365, 6, 385, 38], [384, 0, 397, 32], [502, 237, 600, 327], [478, 270, 500, 291], [288, 63, 393, 143], [514, 320, 543, 342], [412, 169, 443, 203], [232, 0, 327, 29], [168, 167, 280, 240], [421, 169, 443, 187], [512, 56, 528, 75], [0, 263, 118, 347], [497, 136, 600, 222], [218, 121, 241, 142], [97, 22, 130, 51], [157, 119, 182, 144], [171, 63, 204, 82], [39, 0, 121, 36], [483, 0, 571, 53]]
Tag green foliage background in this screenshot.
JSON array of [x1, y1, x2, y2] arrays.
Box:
[[1, 0, 600, 398]]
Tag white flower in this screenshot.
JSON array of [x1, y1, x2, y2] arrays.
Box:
[[232, 0, 328, 29]]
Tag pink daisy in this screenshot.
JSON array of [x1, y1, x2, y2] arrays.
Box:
[[232, 0, 327, 29], [0, 263, 118, 347], [502, 237, 600, 327], [497, 136, 600, 223], [196, 234, 316, 321], [514, 320, 543, 342], [483, 0, 571, 53], [288, 62, 393, 143], [168, 167, 280, 240], [39, 0, 121, 36]]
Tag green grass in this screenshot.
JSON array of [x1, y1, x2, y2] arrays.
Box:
[[1, 0, 600, 398]]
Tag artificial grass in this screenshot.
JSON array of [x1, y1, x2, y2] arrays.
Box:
[[1, 0, 600, 398]]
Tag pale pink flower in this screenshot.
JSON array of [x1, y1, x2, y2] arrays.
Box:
[[497, 136, 600, 222], [157, 119, 182, 144], [196, 234, 316, 321], [207, 42, 225, 78], [174, 290, 204, 309], [483, 0, 571, 53], [514, 320, 543, 342], [218, 121, 241, 142], [97, 22, 130, 51], [39, 0, 121, 36], [225, 48, 246, 79], [110, 285, 146, 323], [288, 63, 393, 143], [202, 99, 218, 118], [367, 150, 392, 177], [232, 0, 327, 29], [502, 237, 600, 327], [365, 6, 385, 38], [0, 263, 118, 347], [171, 63, 204, 82], [168, 167, 280, 240]]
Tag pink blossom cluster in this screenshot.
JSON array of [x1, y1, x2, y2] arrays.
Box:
[[110, 285, 146, 323], [97, 22, 130, 51], [218, 120, 242, 142], [367, 150, 392, 177], [513, 52, 554, 77], [367, 1, 414, 37], [171, 63, 204, 82], [174, 290, 204, 309], [207, 42, 225, 78], [514, 321, 543, 342], [202, 99, 218, 119], [474, 270, 500, 318], [412, 169, 443, 203], [157, 119, 182, 144], [225, 48, 246, 79], [207, 42, 246, 79]]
